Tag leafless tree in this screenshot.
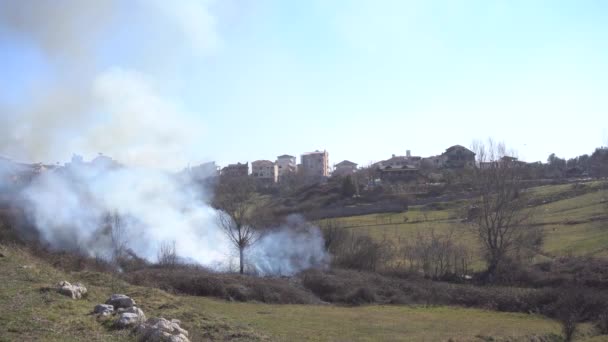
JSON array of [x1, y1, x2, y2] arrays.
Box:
[[470, 139, 537, 280], [102, 211, 127, 291], [157, 240, 177, 267], [213, 176, 264, 274], [103, 211, 127, 267], [401, 228, 471, 279]]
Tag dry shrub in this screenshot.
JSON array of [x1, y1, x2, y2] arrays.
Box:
[[321, 224, 394, 272], [400, 229, 471, 280], [596, 310, 608, 335], [123, 267, 318, 304], [345, 287, 376, 305]]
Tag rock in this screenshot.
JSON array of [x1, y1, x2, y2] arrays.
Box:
[[106, 294, 136, 309], [116, 313, 141, 328], [57, 281, 87, 299], [116, 306, 146, 329], [136, 317, 190, 342], [115, 307, 146, 329], [117, 306, 146, 318], [93, 304, 114, 316]]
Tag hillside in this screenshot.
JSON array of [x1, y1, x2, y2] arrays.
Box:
[[4, 244, 604, 341], [321, 180, 608, 267]]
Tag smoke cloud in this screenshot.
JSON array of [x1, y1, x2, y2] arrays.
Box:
[[0, 2, 329, 275], [0, 0, 214, 167]]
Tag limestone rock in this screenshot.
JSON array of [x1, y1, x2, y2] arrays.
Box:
[[57, 281, 87, 299], [93, 304, 114, 316], [106, 294, 136, 309], [115, 307, 146, 329], [136, 317, 190, 342]]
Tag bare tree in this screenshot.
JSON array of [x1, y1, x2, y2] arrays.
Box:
[[470, 139, 537, 280], [102, 211, 127, 291], [401, 228, 471, 279], [157, 240, 177, 267], [213, 176, 263, 274], [103, 211, 127, 268]]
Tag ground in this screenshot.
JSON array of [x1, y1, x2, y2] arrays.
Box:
[[321, 180, 608, 267], [1, 181, 607, 341], [2, 243, 606, 341]]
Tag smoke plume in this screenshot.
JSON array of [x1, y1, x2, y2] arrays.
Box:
[[0, 1, 329, 275], [0, 0, 213, 168]]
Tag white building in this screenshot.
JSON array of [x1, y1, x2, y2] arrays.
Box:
[[276, 154, 297, 181], [251, 160, 278, 183], [301, 150, 329, 178], [333, 160, 358, 176]]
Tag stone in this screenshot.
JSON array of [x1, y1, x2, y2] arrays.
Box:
[[136, 317, 190, 342], [93, 304, 114, 316], [115, 306, 146, 329], [116, 313, 141, 328], [57, 281, 87, 299], [106, 294, 136, 309]]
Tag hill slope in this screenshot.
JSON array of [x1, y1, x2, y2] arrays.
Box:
[[2, 244, 605, 341]]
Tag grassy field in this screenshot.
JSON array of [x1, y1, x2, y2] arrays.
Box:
[[320, 181, 608, 264], [4, 244, 606, 341], [1, 181, 607, 341]]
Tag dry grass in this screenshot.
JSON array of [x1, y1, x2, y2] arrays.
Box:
[[4, 244, 603, 341]]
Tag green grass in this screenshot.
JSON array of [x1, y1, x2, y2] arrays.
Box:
[[321, 181, 608, 264], [5, 244, 606, 341], [0, 245, 264, 342], [198, 300, 565, 342], [1, 182, 607, 341]]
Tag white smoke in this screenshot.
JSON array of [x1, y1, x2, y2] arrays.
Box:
[[250, 215, 330, 276], [0, 1, 329, 275], [15, 158, 329, 274], [20, 160, 229, 265], [0, 0, 215, 168]]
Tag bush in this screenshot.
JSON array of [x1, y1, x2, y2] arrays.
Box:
[[123, 266, 318, 304], [345, 287, 376, 305], [596, 310, 608, 335]]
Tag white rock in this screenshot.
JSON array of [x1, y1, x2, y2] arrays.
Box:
[[136, 317, 190, 342], [93, 304, 114, 316], [57, 281, 87, 299], [106, 294, 136, 308], [116, 308, 146, 329]]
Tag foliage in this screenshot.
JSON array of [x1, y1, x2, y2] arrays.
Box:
[[340, 175, 357, 197]]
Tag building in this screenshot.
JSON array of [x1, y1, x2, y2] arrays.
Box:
[[421, 155, 446, 169], [371, 151, 423, 183], [186, 161, 219, 181], [333, 160, 358, 176], [377, 167, 420, 183], [373, 151, 422, 170], [221, 162, 248, 177], [251, 160, 278, 183], [442, 145, 476, 169], [276, 154, 297, 181], [479, 156, 527, 169], [301, 150, 329, 178]]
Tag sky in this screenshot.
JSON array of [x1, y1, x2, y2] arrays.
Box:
[[1, 0, 607, 169]]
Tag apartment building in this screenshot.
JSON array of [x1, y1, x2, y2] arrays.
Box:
[[300, 150, 329, 178], [251, 160, 278, 183]]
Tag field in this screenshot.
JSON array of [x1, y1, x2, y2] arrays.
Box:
[[320, 181, 608, 266], [1, 181, 607, 341], [4, 243, 606, 342]]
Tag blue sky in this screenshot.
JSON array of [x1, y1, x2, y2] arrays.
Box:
[[1, 0, 607, 168]]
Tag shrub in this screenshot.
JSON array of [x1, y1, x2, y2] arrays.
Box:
[[345, 287, 376, 305], [596, 310, 608, 335]]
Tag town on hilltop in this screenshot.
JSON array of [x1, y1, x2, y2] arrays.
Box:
[[184, 144, 608, 187]]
